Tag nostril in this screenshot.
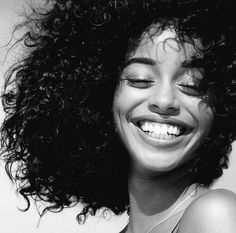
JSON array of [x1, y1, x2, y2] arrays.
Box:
[[148, 104, 159, 111], [148, 103, 180, 116]]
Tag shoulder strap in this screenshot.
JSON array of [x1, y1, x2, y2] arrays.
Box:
[[119, 224, 128, 233], [170, 218, 181, 233]]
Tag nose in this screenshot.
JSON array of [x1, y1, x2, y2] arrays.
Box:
[[148, 82, 180, 116]]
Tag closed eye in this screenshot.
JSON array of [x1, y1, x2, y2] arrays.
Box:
[[122, 78, 155, 89], [178, 84, 202, 96]]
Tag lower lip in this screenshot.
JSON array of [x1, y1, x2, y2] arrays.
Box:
[[135, 125, 187, 148]]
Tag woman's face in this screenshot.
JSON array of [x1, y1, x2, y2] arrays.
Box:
[[113, 28, 214, 175]]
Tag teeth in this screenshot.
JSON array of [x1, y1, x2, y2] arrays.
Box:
[[146, 131, 176, 140], [139, 121, 182, 138]]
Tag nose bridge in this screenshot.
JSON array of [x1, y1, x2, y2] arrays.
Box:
[[149, 77, 179, 114], [157, 78, 173, 101], [154, 77, 174, 103]]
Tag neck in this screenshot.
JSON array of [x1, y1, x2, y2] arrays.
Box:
[[127, 165, 193, 233]]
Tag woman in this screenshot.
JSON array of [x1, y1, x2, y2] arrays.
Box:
[[1, 0, 236, 232]]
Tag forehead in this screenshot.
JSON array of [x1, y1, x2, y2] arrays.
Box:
[[131, 27, 201, 64]]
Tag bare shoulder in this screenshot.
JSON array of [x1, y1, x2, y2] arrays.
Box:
[[178, 189, 236, 233]]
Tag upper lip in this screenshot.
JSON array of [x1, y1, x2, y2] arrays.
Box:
[[130, 115, 193, 133]]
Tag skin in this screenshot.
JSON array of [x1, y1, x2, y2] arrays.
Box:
[[179, 189, 236, 233], [112, 27, 233, 233], [113, 28, 214, 176]]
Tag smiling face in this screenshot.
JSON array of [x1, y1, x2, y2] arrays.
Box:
[[113, 28, 214, 175]]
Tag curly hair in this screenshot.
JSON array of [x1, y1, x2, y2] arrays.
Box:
[[1, 0, 236, 223]]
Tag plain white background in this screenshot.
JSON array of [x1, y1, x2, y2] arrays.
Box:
[[0, 1, 235, 232]]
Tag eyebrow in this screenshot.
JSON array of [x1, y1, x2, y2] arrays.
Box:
[[123, 57, 201, 69], [123, 57, 156, 68]]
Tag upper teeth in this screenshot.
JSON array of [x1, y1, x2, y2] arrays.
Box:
[[139, 121, 182, 136]]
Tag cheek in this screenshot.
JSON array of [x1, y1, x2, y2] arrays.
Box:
[[113, 81, 125, 100], [113, 84, 146, 114], [197, 99, 214, 133], [113, 85, 129, 114]]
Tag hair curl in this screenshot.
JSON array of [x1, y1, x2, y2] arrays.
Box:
[[1, 0, 236, 223]]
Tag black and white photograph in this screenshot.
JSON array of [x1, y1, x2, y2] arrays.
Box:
[[0, 1, 236, 232]]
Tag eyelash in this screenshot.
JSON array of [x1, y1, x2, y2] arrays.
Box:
[[121, 76, 155, 88], [179, 84, 199, 89], [121, 75, 202, 96], [178, 84, 202, 96]]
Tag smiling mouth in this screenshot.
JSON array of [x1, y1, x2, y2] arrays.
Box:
[[137, 120, 187, 140]]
